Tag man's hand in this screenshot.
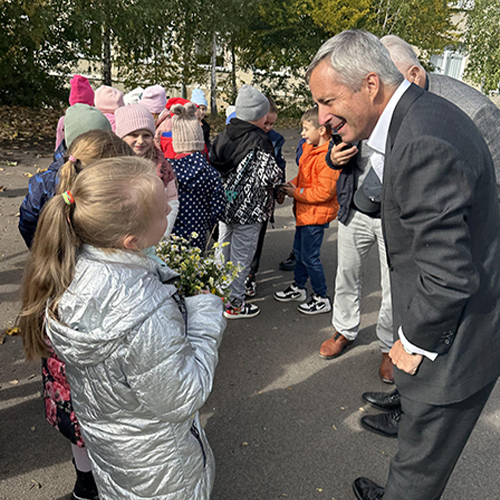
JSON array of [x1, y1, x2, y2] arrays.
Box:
[[389, 340, 423, 375], [281, 181, 296, 197], [330, 142, 358, 167]]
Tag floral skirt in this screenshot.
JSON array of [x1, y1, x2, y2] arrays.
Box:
[[42, 344, 85, 447]]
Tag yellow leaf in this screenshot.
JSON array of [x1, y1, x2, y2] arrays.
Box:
[[23, 172, 33, 178], [5, 326, 19, 336]]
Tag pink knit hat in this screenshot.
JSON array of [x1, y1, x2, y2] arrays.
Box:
[[69, 75, 94, 106], [94, 85, 125, 114], [139, 85, 167, 114], [114, 104, 156, 138]]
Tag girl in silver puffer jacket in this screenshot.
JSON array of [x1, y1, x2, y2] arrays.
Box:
[[19, 157, 226, 500]]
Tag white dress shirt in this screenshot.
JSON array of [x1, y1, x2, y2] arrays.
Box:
[[366, 79, 438, 361]]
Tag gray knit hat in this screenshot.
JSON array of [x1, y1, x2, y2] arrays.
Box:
[[64, 103, 112, 147], [171, 102, 204, 153], [235, 84, 269, 122]]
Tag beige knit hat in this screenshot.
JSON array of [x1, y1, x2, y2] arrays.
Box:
[[171, 102, 204, 153]]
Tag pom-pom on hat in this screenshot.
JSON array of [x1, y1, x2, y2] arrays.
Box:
[[64, 104, 112, 147], [171, 102, 204, 154], [140, 85, 167, 114], [235, 84, 269, 122], [114, 104, 156, 138], [191, 88, 208, 108], [69, 75, 94, 106], [95, 85, 125, 114]]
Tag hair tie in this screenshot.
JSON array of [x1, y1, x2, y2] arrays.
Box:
[[68, 155, 77, 163], [61, 190, 75, 206]]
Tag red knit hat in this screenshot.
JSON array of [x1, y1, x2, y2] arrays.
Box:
[[166, 97, 197, 116], [69, 75, 94, 106]]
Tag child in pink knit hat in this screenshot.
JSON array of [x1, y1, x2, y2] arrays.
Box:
[[115, 104, 179, 238], [94, 85, 125, 132], [55, 75, 94, 151]]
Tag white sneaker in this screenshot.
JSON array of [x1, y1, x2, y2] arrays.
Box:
[[223, 300, 260, 319], [273, 284, 307, 302], [297, 294, 331, 315]]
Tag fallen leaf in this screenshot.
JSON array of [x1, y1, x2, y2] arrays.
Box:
[[31, 426, 36, 432], [9, 379, 19, 385], [5, 326, 19, 336], [332, 424, 337, 430], [241, 442, 248, 446], [23, 172, 33, 178], [0, 186, 6, 191], [340, 406, 345, 410], [0, 332, 6, 344], [28, 374, 36, 380], [359, 407, 366, 412], [317, 488, 324, 492], [0, 167, 4, 171], [36, 167, 47, 174]]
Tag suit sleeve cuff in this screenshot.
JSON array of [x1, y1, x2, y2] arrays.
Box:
[[398, 326, 438, 361]]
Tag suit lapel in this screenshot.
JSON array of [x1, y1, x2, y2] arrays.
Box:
[[387, 83, 424, 153]]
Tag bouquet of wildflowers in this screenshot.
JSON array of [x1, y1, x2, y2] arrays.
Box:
[[155, 233, 240, 299]]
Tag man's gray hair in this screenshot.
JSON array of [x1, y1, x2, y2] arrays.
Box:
[[380, 34, 424, 72], [306, 30, 404, 92]]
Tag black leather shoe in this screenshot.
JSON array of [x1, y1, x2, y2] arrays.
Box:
[[361, 409, 402, 438], [353, 477, 384, 500], [362, 388, 401, 411]]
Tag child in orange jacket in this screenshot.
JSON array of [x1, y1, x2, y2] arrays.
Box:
[[274, 107, 340, 315]]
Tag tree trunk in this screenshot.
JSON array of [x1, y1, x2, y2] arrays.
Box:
[[231, 43, 237, 104], [210, 30, 218, 116], [102, 26, 112, 85]]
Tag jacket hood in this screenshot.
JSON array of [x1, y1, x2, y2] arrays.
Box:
[[46, 246, 179, 367], [210, 118, 273, 174]]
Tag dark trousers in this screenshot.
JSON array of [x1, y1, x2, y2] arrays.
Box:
[[384, 379, 497, 500], [293, 224, 328, 297]]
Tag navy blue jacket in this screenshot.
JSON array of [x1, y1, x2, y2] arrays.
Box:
[[19, 141, 67, 248], [171, 152, 225, 251]]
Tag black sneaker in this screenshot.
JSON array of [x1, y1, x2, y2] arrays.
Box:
[[279, 253, 296, 271], [245, 276, 257, 297], [73, 469, 99, 500], [224, 300, 260, 319], [297, 294, 332, 315], [273, 284, 307, 302]]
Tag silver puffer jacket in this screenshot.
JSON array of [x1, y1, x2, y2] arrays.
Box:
[[46, 245, 226, 500]]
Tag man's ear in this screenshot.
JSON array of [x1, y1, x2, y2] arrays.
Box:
[[405, 65, 420, 85], [364, 72, 381, 100], [123, 234, 140, 250]]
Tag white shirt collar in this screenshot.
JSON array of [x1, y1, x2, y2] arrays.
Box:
[[366, 79, 411, 156]]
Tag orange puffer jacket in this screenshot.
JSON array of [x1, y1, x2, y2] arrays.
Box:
[[292, 141, 340, 226]]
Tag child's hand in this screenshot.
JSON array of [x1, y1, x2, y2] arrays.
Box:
[[330, 142, 358, 167], [281, 182, 296, 197], [276, 189, 286, 204]]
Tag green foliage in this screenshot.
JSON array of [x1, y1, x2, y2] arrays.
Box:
[[464, 0, 500, 93], [0, 0, 78, 106], [365, 0, 456, 56]]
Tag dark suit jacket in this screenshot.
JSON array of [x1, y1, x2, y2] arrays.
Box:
[[382, 84, 500, 405]]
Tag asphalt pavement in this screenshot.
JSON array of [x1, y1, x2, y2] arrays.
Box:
[[0, 130, 499, 499]]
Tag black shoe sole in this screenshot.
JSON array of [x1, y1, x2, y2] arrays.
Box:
[[360, 418, 398, 438]]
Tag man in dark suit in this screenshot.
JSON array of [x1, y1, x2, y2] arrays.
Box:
[[360, 33, 500, 438], [307, 30, 500, 500]]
